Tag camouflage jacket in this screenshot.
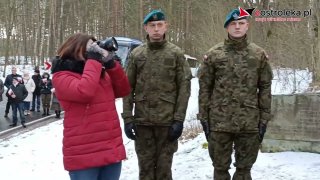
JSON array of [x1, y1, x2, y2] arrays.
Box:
[[198, 37, 273, 133], [122, 39, 192, 126]]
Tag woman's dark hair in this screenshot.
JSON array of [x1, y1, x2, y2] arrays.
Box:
[[57, 33, 96, 61]]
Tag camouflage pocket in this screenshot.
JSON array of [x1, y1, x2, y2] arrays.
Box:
[[241, 99, 260, 130], [157, 94, 176, 123], [136, 58, 147, 75], [161, 58, 176, 80], [209, 101, 230, 129], [215, 58, 229, 69], [134, 94, 146, 122], [214, 58, 230, 82]]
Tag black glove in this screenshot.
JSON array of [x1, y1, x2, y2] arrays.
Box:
[[200, 121, 209, 141], [86, 44, 103, 62], [168, 121, 184, 142], [85, 51, 103, 62], [86, 43, 114, 69], [102, 55, 115, 69], [124, 122, 137, 140], [258, 122, 267, 143]]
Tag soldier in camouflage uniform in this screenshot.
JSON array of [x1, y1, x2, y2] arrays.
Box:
[[122, 9, 192, 180], [198, 8, 273, 180]]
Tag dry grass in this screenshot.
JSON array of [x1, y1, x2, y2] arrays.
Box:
[[179, 119, 203, 143]]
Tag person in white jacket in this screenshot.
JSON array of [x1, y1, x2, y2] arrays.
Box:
[[22, 70, 36, 115]]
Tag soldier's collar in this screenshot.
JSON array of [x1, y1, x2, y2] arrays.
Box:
[[146, 35, 167, 50], [225, 34, 248, 50]]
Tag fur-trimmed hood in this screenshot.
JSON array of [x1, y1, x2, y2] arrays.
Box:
[[51, 57, 85, 75]]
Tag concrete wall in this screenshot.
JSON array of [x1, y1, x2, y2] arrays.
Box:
[[261, 94, 320, 153]]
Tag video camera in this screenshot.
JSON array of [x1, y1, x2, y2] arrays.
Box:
[[97, 37, 121, 65], [97, 37, 118, 52]]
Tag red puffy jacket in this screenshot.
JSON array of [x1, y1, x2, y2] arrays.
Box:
[[52, 60, 130, 171]]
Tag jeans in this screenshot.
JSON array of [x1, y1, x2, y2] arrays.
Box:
[[69, 162, 122, 180], [11, 102, 25, 124], [23, 101, 31, 112], [31, 94, 41, 111]]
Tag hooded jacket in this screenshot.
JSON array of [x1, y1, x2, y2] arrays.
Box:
[[52, 58, 130, 171]]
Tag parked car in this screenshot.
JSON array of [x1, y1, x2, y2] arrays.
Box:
[[114, 37, 142, 69]]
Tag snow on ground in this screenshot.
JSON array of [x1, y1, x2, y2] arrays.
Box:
[[0, 78, 320, 180], [0, 117, 320, 180]]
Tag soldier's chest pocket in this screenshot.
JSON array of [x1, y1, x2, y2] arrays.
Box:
[[214, 58, 229, 75], [136, 58, 147, 74], [161, 58, 176, 78]]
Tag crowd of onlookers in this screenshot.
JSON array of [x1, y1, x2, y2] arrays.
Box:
[[0, 66, 61, 128]]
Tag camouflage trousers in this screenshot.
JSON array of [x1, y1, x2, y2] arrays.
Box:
[[134, 125, 178, 180], [208, 132, 260, 180]]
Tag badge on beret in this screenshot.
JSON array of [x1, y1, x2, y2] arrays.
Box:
[[152, 14, 158, 21]]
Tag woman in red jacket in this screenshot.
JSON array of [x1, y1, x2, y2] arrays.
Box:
[[51, 33, 130, 180]]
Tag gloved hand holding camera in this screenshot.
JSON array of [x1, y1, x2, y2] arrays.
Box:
[[86, 37, 119, 69]]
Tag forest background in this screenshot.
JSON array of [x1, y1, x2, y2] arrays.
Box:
[[0, 0, 319, 84]]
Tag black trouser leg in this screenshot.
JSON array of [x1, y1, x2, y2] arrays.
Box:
[[5, 100, 11, 114], [42, 108, 46, 116]]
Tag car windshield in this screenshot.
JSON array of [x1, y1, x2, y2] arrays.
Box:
[[115, 46, 130, 66]]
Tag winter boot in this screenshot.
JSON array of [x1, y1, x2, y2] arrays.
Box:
[[55, 110, 59, 118], [57, 110, 61, 118], [21, 122, 27, 128], [9, 123, 17, 127], [42, 108, 46, 116], [46, 108, 50, 116]]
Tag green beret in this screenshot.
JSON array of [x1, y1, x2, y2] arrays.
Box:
[[143, 10, 165, 24], [224, 8, 247, 28]]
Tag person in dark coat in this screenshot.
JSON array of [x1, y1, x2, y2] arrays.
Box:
[[0, 79, 4, 102], [6, 77, 28, 127], [4, 66, 22, 117], [39, 72, 52, 116], [30, 69, 42, 112]]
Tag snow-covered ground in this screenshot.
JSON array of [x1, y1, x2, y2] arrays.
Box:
[[0, 107, 319, 180], [0, 77, 320, 180]]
